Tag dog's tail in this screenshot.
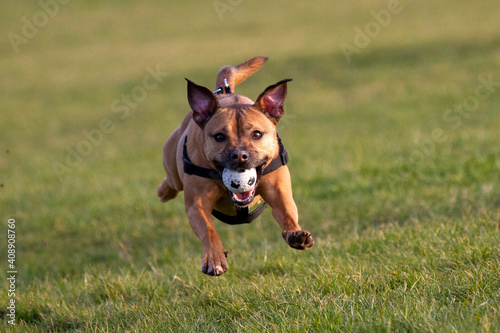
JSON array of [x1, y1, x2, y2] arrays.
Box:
[[215, 56, 268, 94]]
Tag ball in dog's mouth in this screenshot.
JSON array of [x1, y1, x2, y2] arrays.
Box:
[[222, 168, 258, 207]]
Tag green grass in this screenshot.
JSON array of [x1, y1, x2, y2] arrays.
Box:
[[1, 0, 500, 331]]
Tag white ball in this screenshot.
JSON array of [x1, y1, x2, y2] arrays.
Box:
[[222, 168, 257, 193]]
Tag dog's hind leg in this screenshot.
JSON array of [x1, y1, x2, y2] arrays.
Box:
[[157, 178, 179, 202]]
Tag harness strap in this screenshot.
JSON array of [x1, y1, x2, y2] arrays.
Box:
[[261, 135, 289, 176], [183, 137, 221, 180], [212, 202, 268, 225], [182, 135, 288, 225]]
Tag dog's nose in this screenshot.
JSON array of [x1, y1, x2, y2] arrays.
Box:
[[231, 149, 249, 164]]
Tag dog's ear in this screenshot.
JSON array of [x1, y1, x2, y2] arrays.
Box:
[[186, 78, 220, 127], [255, 79, 292, 121]]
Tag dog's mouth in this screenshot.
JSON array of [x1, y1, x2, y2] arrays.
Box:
[[222, 165, 264, 207], [230, 187, 256, 207]]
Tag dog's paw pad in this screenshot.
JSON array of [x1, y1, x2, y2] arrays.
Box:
[[203, 264, 228, 276], [201, 249, 229, 276], [282, 230, 314, 250]]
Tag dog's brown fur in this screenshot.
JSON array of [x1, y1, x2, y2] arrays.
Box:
[[157, 57, 313, 276]]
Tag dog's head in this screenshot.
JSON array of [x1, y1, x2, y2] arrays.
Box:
[[186, 78, 291, 206]]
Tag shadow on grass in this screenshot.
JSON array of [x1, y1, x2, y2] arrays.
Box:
[[264, 35, 500, 87], [15, 306, 81, 331], [337, 36, 500, 68], [298, 36, 500, 69]]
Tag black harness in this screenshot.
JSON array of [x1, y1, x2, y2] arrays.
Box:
[[182, 135, 289, 225]]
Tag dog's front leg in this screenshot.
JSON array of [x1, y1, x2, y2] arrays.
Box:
[[184, 186, 228, 276], [259, 167, 314, 250]]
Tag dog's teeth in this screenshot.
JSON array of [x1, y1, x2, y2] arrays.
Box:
[[232, 187, 256, 204]]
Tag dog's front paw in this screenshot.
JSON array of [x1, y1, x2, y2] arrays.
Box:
[[201, 248, 229, 276], [282, 230, 314, 250]]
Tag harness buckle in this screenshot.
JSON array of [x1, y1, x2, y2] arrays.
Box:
[[280, 148, 289, 165], [213, 78, 232, 95], [183, 157, 194, 175]]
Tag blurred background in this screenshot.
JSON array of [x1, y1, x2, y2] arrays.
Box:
[[0, 0, 499, 328]]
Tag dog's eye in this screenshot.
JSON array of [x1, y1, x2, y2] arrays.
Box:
[[213, 133, 226, 142], [251, 131, 263, 140]]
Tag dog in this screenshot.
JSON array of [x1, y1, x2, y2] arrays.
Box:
[[157, 56, 314, 276]]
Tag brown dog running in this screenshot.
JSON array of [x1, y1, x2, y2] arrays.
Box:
[[157, 56, 314, 276]]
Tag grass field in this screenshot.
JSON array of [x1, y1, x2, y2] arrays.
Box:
[[1, 0, 500, 331]]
